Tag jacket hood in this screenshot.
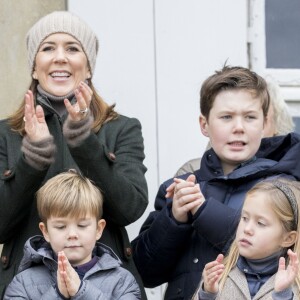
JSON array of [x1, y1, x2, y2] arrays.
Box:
[[17, 236, 55, 274], [197, 132, 300, 181], [257, 132, 300, 180], [18, 235, 122, 274], [256, 132, 300, 159]]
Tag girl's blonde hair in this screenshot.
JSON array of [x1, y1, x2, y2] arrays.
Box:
[[36, 171, 103, 224], [7, 79, 118, 135], [219, 178, 300, 293]]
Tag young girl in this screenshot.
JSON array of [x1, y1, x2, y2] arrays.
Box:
[[193, 178, 300, 300]]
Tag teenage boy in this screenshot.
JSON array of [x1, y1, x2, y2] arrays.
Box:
[[4, 172, 141, 299], [132, 66, 300, 300]]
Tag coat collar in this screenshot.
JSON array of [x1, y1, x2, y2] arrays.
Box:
[[18, 235, 121, 274], [228, 267, 275, 299]]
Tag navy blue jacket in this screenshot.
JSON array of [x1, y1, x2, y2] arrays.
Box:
[[132, 133, 300, 300]]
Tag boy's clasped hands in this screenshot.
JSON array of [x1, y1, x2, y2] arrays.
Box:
[[166, 174, 205, 223], [57, 251, 81, 298]]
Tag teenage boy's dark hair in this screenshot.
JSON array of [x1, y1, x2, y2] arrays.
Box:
[[200, 65, 270, 120]]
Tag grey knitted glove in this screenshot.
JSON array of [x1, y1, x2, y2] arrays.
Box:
[[21, 135, 56, 170], [63, 113, 94, 147]]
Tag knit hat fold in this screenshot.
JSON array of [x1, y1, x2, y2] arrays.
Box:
[[26, 11, 98, 76]]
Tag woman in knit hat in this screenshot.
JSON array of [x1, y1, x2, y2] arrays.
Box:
[[0, 10, 148, 299]]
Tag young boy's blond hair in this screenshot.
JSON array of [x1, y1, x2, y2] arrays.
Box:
[[36, 171, 103, 224]]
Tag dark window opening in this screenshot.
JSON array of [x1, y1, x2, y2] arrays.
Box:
[[265, 0, 300, 69]]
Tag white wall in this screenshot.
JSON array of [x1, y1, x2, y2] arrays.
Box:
[[154, 1, 248, 180], [68, 1, 248, 298], [68, 0, 158, 241]]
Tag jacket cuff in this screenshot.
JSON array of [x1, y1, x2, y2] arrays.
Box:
[[272, 287, 293, 300], [63, 113, 94, 147], [21, 135, 56, 170]]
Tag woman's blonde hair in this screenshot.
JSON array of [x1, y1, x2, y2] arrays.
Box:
[[265, 75, 295, 136], [36, 171, 103, 224], [219, 178, 300, 293], [7, 78, 118, 135]]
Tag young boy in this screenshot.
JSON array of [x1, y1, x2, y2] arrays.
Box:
[[4, 172, 141, 299], [131, 65, 300, 300]]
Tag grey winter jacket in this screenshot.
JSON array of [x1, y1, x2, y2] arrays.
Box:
[[4, 236, 141, 299]]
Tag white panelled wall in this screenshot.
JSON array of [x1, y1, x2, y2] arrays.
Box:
[[68, 1, 248, 299]]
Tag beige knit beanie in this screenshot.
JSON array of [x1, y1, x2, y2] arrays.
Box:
[[26, 11, 98, 76]]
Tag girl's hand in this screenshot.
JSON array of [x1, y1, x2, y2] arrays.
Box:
[[274, 249, 299, 292], [203, 254, 224, 294], [64, 81, 93, 121], [171, 174, 205, 223], [24, 90, 51, 142]]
